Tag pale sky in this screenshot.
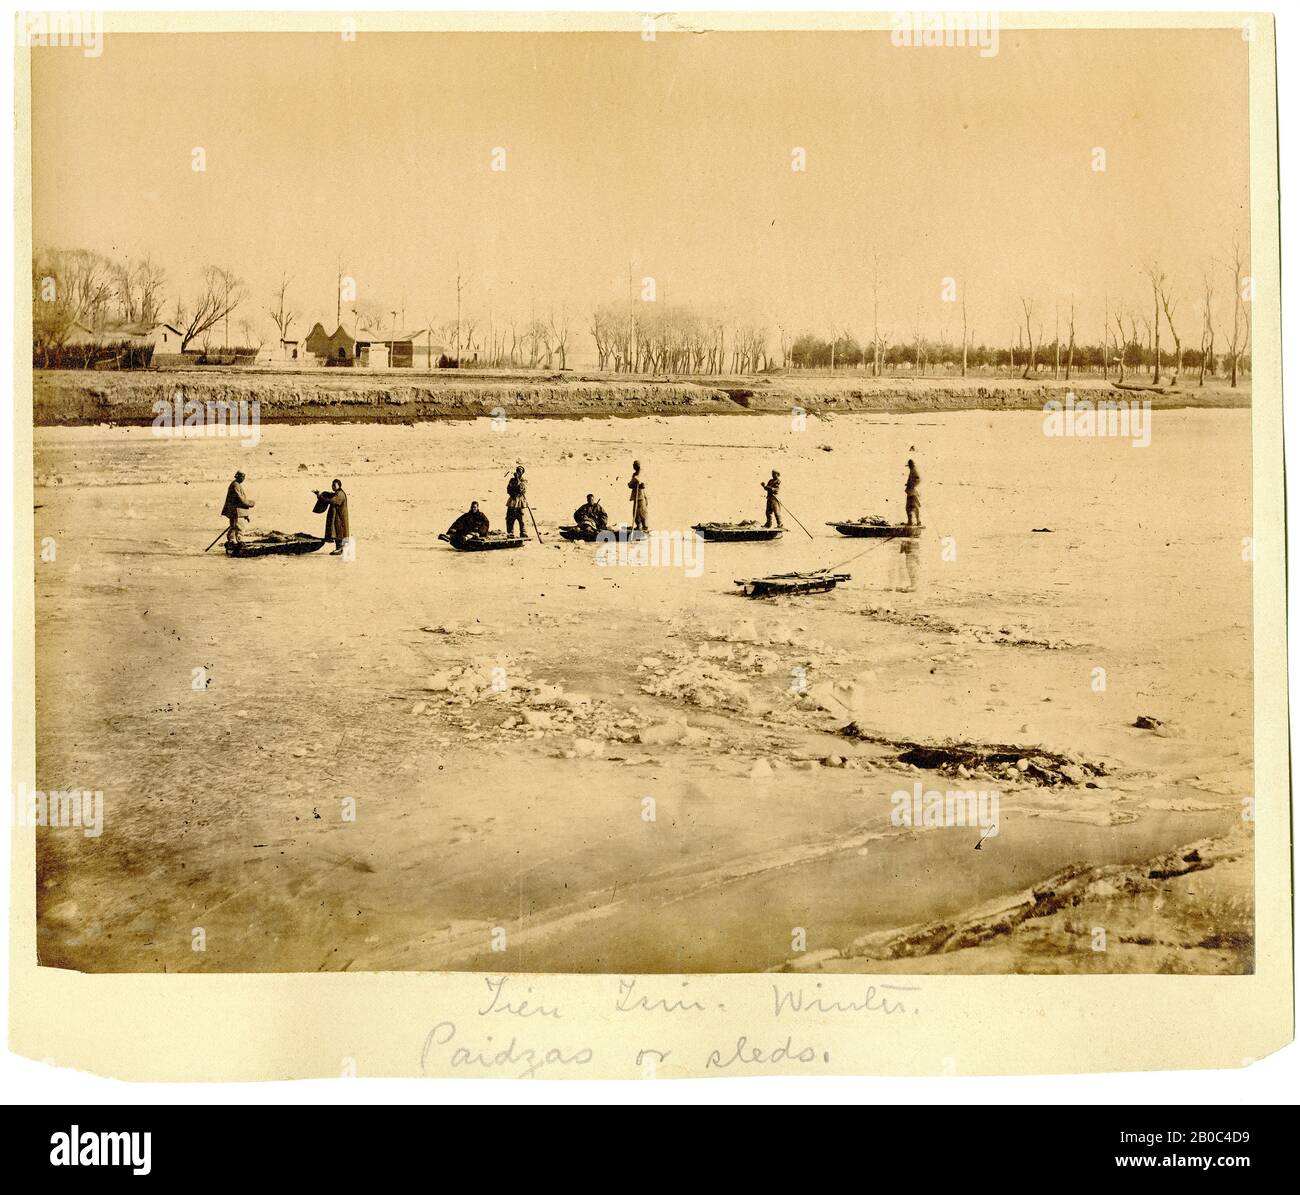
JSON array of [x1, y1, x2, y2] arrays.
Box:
[[31, 28, 1250, 353]]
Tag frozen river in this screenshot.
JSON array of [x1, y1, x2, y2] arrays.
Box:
[[32, 408, 1253, 972]]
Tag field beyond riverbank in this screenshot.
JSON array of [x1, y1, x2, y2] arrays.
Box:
[[33, 366, 1251, 425]]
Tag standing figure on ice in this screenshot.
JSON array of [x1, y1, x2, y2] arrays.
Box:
[[628, 460, 649, 533], [506, 466, 528, 538], [314, 478, 350, 556], [904, 458, 922, 527], [221, 470, 254, 544], [762, 470, 784, 529]]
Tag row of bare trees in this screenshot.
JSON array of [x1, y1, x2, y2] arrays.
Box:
[[590, 305, 770, 375], [36, 241, 1254, 383], [1016, 239, 1251, 388], [33, 247, 248, 356], [437, 312, 573, 370]]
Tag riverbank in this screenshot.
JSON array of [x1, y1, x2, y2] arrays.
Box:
[[779, 822, 1254, 975], [32, 367, 1251, 426]]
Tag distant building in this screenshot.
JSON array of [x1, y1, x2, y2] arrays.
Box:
[[303, 322, 356, 364], [354, 327, 448, 369], [357, 336, 390, 369], [66, 320, 183, 350], [412, 333, 449, 370]]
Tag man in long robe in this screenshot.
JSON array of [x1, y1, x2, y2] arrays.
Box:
[[628, 461, 649, 532], [221, 471, 254, 544], [315, 478, 350, 555], [905, 459, 921, 526]]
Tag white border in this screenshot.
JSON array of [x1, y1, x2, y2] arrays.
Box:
[[3, 0, 1295, 1105]]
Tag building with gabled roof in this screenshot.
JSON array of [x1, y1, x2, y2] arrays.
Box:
[[355, 327, 448, 369], [65, 319, 183, 350], [303, 322, 355, 363]]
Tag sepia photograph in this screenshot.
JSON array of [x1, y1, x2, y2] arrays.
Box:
[[21, 14, 1267, 989]]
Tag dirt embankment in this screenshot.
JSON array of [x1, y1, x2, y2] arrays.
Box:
[[779, 823, 1254, 975], [32, 367, 1252, 426]]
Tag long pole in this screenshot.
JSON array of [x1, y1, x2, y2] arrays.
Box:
[[524, 499, 542, 543], [774, 496, 814, 540]]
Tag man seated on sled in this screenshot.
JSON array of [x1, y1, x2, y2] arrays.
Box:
[[446, 501, 490, 542], [573, 494, 608, 533]]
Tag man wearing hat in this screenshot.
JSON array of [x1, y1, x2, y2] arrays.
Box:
[[628, 460, 649, 533], [762, 469, 783, 529], [314, 478, 350, 556], [905, 458, 921, 526], [505, 465, 528, 538], [221, 470, 254, 544]]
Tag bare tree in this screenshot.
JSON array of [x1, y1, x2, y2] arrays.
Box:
[[1065, 298, 1075, 381], [32, 248, 115, 359], [960, 283, 969, 377], [1113, 307, 1142, 383], [1019, 297, 1039, 379], [460, 316, 480, 362], [869, 251, 883, 376], [110, 256, 166, 325], [454, 260, 466, 365], [525, 317, 552, 368], [238, 318, 264, 353], [589, 309, 611, 371], [110, 257, 156, 325], [1102, 295, 1109, 379], [1143, 262, 1165, 384], [549, 308, 570, 370], [268, 272, 298, 350], [1224, 232, 1251, 388], [1198, 268, 1215, 386], [177, 265, 247, 351], [137, 258, 166, 325], [1157, 276, 1182, 384], [1053, 299, 1061, 380]]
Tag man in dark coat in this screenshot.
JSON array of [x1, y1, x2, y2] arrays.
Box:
[[221, 470, 254, 544], [905, 459, 921, 526], [446, 501, 490, 542], [506, 466, 528, 538], [573, 494, 608, 533], [315, 478, 350, 555], [762, 470, 783, 528]]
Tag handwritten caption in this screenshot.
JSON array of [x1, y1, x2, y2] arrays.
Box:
[[418, 975, 921, 1078]]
